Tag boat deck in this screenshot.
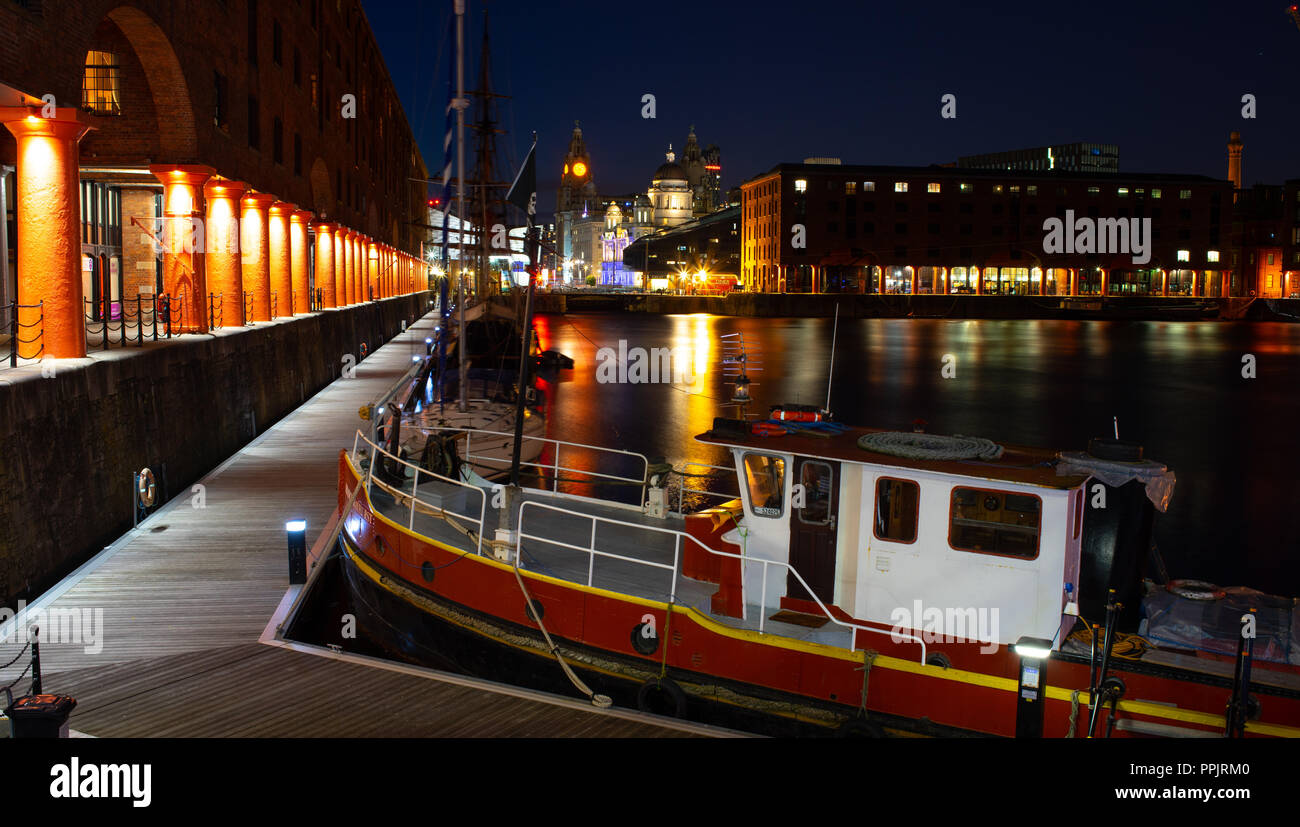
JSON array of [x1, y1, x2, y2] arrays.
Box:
[[0, 310, 736, 738], [363, 468, 860, 652]]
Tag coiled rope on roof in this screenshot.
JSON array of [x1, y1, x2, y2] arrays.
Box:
[[857, 432, 1005, 461]]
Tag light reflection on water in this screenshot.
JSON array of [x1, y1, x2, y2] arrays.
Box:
[[537, 312, 1300, 596]]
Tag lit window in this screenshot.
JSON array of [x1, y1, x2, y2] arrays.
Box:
[[1088, 187, 1100, 195], [82, 51, 121, 115], [992, 185, 1004, 195], [1177, 250, 1190, 262], [1152, 189, 1162, 199], [794, 179, 807, 193], [1009, 185, 1020, 194], [863, 181, 875, 192], [1179, 189, 1191, 199], [874, 478, 919, 543], [1027, 185, 1037, 196], [1117, 187, 1129, 197], [950, 488, 1040, 559], [895, 182, 909, 193], [743, 454, 786, 518], [845, 181, 857, 195], [959, 182, 972, 193], [1135, 188, 1145, 195], [1207, 250, 1220, 263], [927, 182, 940, 193]]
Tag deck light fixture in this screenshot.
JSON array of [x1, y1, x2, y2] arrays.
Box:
[[286, 520, 308, 584], [1014, 635, 1053, 737]]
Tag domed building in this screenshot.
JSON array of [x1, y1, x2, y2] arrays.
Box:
[[648, 145, 693, 229]]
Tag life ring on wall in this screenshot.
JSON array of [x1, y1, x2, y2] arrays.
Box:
[[637, 677, 686, 718], [137, 468, 157, 508]]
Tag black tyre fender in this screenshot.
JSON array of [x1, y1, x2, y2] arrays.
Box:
[[636, 677, 686, 718], [836, 718, 885, 738]]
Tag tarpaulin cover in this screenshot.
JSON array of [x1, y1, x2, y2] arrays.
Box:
[[1141, 583, 1298, 665], [1055, 451, 1177, 512]]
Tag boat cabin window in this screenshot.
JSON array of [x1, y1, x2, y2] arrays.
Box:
[[949, 487, 1041, 559], [796, 461, 833, 525], [874, 477, 919, 543], [742, 453, 786, 518]]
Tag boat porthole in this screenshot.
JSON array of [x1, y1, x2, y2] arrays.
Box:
[[421, 561, 435, 582], [525, 600, 544, 623], [631, 622, 659, 655], [926, 652, 952, 670], [636, 678, 686, 719]]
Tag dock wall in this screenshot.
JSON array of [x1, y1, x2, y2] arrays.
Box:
[[0, 292, 434, 607]]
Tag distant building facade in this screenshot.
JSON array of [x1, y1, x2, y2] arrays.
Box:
[[959, 143, 1120, 175], [740, 162, 1234, 296]]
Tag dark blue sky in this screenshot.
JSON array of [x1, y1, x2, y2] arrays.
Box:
[[364, 0, 1300, 213]]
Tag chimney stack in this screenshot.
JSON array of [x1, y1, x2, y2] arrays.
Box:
[[1227, 131, 1244, 200]]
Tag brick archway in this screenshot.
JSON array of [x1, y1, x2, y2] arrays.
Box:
[[103, 5, 197, 160]]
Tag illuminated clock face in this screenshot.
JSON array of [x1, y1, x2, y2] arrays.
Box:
[[573, 161, 588, 177]]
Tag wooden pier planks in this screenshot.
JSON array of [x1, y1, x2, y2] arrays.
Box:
[[0, 311, 722, 738]]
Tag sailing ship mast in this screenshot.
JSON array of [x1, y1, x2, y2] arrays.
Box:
[[454, 0, 468, 412], [468, 9, 512, 300]]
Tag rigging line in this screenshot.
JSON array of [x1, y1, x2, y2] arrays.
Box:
[[414, 9, 453, 163]]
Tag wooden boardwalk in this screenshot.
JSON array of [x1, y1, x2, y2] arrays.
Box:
[[0, 311, 735, 738]]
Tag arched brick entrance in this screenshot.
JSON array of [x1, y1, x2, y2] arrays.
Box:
[[102, 5, 198, 161]]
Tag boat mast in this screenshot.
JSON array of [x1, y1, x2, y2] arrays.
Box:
[[455, 0, 468, 413]]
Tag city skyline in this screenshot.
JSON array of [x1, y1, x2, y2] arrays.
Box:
[[364, 0, 1300, 213]]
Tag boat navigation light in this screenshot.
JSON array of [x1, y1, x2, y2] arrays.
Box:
[[1013, 636, 1053, 660], [412, 355, 422, 363], [285, 520, 307, 533]]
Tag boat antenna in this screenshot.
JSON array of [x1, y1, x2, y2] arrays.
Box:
[[1113, 416, 1119, 439], [823, 302, 840, 416]]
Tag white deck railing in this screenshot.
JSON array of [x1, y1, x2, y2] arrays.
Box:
[[351, 431, 488, 555], [672, 461, 740, 515], [514, 499, 926, 661], [416, 424, 652, 497]]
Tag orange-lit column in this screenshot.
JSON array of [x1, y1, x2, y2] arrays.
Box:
[[241, 192, 274, 321], [268, 201, 294, 318], [202, 178, 246, 327], [150, 163, 214, 333], [368, 240, 379, 302], [384, 247, 392, 298], [334, 229, 348, 307], [313, 221, 337, 308], [290, 209, 312, 314], [343, 230, 354, 304], [352, 233, 362, 303], [1, 108, 92, 358]]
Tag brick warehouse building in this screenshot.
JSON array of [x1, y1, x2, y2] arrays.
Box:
[[740, 162, 1240, 298], [0, 0, 431, 358]]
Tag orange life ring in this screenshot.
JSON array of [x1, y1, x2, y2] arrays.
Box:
[[752, 422, 787, 437]]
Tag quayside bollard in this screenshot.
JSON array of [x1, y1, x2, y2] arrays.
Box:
[[2, 626, 77, 739]]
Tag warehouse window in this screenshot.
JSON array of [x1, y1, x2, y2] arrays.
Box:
[[81, 51, 121, 115]]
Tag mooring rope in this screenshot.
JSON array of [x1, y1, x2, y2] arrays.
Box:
[[857, 432, 1004, 461]]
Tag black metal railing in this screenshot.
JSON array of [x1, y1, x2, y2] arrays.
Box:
[[83, 293, 173, 350], [1, 300, 44, 368], [208, 292, 225, 328]]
